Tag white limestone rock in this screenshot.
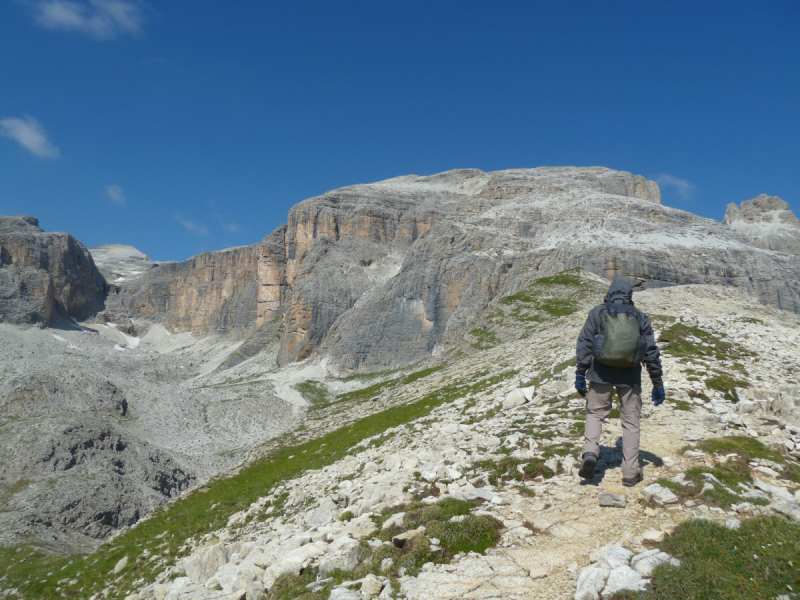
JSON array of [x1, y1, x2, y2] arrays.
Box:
[[575, 564, 611, 600], [361, 573, 384, 595], [184, 543, 229, 585], [641, 483, 679, 506], [329, 588, 360, 600], [631, 551, 678, 577], [601, 565, 649, 597], [114, 556, 129, 574], [599, 544, 634, 569]]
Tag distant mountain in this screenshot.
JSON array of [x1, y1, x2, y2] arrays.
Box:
[[105, 167, 800, 373], [2, 168, 799, 373]]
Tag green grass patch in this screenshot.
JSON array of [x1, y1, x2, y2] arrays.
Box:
[[427, 515, 501, 555], [469, 328, 501, 350], [401, 498, 474, 530], [656, 441, 788, 508], [656, 462, 751, 508], [499, 291, 537, 305], [687, 390, 710, 402], [401, 366, 444, 385], [294, 380, 329, 405], [533, 267, 587, 286], [704, 373, 750, 403], [536, 297, 578, 317], [639, 516, 800, 600], [658, 323, 752, 362], [334, 365, 444, 404], [698, 436, 800, 484], [267, 569, 325, 600], [474, 456, 556, 486]]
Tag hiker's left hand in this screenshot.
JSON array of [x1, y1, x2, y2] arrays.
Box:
[[652, 387, 665, 406], [575, 374, 587, 397]]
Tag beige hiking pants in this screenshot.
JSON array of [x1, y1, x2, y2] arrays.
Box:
[[582, 382, 642, 479]]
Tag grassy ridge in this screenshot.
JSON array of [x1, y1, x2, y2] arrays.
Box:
[[0, 367, 508, 599], [333, 366, 444, 405]]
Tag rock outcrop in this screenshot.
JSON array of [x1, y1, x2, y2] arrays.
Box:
[[88, 244, 159, 282], [723, 194, 800, 255], [0, 215, 107, 325], [107, 167, 800, 374]]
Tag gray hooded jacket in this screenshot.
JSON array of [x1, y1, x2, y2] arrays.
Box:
[[576, 280, 663, 389]]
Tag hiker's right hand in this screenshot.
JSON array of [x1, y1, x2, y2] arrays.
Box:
[[575, 374, 587, 397], [652, 387, 665, 406]]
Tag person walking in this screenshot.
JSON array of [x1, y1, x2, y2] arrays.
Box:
[[574, 279, 664, 486]]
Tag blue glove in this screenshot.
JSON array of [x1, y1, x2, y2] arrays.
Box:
[[652, 387, 665, 406], [575, 374, 587, 397]]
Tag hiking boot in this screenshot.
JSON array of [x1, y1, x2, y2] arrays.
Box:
[[622, 472, 643, 487], [578, 452, 597, 479]]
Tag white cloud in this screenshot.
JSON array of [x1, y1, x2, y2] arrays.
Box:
[[32, 0, 144, 40], [176, 216, 208, 236], [0, 115, 61, 158], [215, 215, 241, 233], [656, 174, 696, 201], [106, 184, 126, 205]]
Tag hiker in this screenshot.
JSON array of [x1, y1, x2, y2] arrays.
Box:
[[574, 279, 664, 486]]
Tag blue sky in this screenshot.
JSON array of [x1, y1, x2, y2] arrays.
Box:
[[1, 1, 798, 261]]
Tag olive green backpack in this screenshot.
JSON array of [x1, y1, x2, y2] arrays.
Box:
[[591, 303, 647, 368]]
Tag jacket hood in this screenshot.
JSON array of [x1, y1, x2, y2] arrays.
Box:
[[604, 279, 634, 305]]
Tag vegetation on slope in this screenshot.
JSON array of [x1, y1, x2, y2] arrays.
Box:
[[466, 267, 603, 350], [633, 516, 800, 600], [0, 366, 513, 599]]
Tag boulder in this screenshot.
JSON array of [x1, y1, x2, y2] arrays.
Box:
[[317, 540, 360, 577], [329, 589, 360, 600], [601, 565, 649, 597], [631, 551, 678, 576], [598, 493, 627, 508], [361, 574, 384, 595], [599, 544, 634, 569], [641, 483, 679, 506], [184, 542, 229, 584], [503, 389, 528, 410], [575, 564, 611, 600]]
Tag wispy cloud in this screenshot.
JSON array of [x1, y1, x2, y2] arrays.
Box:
[[176, 215, 209, 236], [0, 115, 61, 158], [656, 174, 696, 201], [215, 215, 241, 233], [31, 0, 144, 40], [106, 184, 126, 205]]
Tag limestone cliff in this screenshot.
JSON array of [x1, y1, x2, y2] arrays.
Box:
[[107, 166, 800, 374], [723, 194, 800, 255], [0, 215, 107, 325]]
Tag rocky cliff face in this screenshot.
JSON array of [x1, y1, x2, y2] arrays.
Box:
[[0, 215, 107, 325], [108, 167, 800, 374], [723, 194, 800, 255]]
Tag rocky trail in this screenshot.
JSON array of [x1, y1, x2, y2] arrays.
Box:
[[6, 274, 796, 600]]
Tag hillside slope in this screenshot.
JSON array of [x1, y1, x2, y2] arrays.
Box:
[[3, 271, 798, 599]]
